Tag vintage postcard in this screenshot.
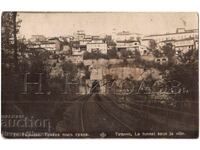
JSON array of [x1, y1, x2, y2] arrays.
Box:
[[1, 12, 199, 138]]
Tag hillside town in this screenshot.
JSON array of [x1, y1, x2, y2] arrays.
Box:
[[26, 28, 198, 65], [15, 28, 198, 94]]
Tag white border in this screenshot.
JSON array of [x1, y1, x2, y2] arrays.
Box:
[[0, 0, 199, 150], [0, 0, 199, 11]]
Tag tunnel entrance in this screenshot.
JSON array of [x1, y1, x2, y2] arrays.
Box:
[[90, 80, 100, 93]]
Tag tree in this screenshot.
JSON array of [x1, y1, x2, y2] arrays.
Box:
[[2, 12, 21, 73], [62, 61, 78, 81], [134, 49, 142, 63], [1, 12, 21, 100], [107, 48, 118, 59], [167, 63, 198, 98], [149, 39, 157, 50], [77, 62, 85, 69], [177, 48, 198, 64], [152, 49, 162, 57], [120, 49, 134, 58], [83, 51, 108, 59], [162, 43, 176, 64], [83, 51, 90, 59], [28, 48, 50, 73], [13, 12, 18, 72]]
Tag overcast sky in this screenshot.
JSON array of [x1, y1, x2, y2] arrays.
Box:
[[18, 12, 198, 38]]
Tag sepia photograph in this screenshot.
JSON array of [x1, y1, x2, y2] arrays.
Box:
[[1, 12, 199, 138]]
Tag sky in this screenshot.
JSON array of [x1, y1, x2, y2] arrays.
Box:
[[18, 12, 198, 38]]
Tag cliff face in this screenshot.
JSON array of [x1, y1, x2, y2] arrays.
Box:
[[103, 67, 161, 81]]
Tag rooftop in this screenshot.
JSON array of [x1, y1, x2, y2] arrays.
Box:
[[145, 28, 198, 37]]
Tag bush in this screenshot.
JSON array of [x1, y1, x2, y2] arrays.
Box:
[[83, 51, 108, 60]]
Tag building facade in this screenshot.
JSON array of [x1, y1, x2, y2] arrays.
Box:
[[143, 28, 198, 43], [86, 43, 108, 54], [174, 38, 195, 53], [116, 40, 140, 53]]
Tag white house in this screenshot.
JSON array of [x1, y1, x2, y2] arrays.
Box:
[[40, 42, 57, 51], [174, 38, 195, 53], [143, 28, 198, 43], [86, 43, 108, 54], [116, 40, 140, 53]]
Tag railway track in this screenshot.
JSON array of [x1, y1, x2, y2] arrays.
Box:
[[105, 94, 198, 131], [98, 95, 171, 131], [95, 99, 133, 131], [54, 94, 92, 132], [80, 94, 139, 132], [62, 93, 197, 133], [100, 95, 175, 130], [80, 94, 92, 132]]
